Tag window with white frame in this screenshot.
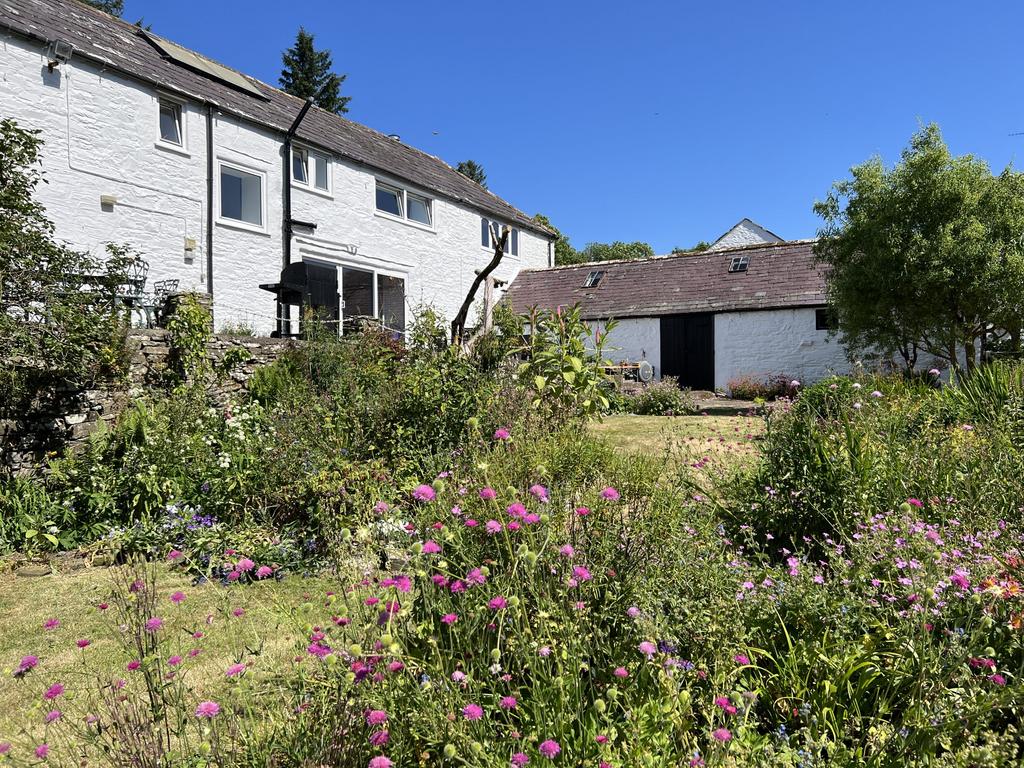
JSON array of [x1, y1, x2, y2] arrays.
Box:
[[375, 180, 432, 227], [158, 98, 183, 147], [219, 163, 264, 227], [481, 218, 519, 256], [292, 147, 331, 192], [583, 270, 605, 288]]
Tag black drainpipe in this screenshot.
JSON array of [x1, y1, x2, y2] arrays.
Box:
[[279, 97, 314, 335], [205, 104, 215, 300]]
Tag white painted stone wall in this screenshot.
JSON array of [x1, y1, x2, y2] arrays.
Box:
[[1, 33, 550, 335], [587, 319, 661, 374], [714, 308, 850, 390]]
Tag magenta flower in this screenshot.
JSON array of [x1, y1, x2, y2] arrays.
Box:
[[462, 703, 483, 721], [906, 498, 923, 508], [170, 591, 187, 605], [715, 695, 737, 715], [572, 566, 592, 582], [529, 484, 549, 501], [559, 544, 575, 558], [522, 512, 541, 525], [486, 520, 503, 535], [464, 518, 479, 528], [538, 739, 561, 759], [76, 639, 91, 649], [599, 487, 620, 501], [0, 743, 10, 755], [225, 663, 246, 677], [499, 696, 517, 710], [366, 710, 388, 727], [507, 502, 527, 518], [43, 618, 60, 631], [195, 701, 220, 718], [614, 666, 629, 678], [35, 744, 49, 759], [256, 565, 273, 579], [369, 730, 390, 746], [412, 484, 436, 502], [15, 655, 39, 676], [626, 606, 641, 618], [638, 641, 657, 658], [373, 500, 390, 514], [368, 757, 393, 768], [493, 427, 510, 440], [511, 753, 529, 766], [488, 596, 508, 610], [733, 654, 750, 666], [236, 558, 255, 572], [145, 617, 164, 633], [43, 683, 64, 701], [989, 673, 1007, 686], [422, 540, 441, 554], [44, 710, 61, 724], [479, 487, 497, 500], [441, 613, 459, 625], [712, 727, 732, 742], [575, 506, 591, 517], [167, 550, 183, 562], [127, 660, 141, 672], [466, 568, 487, 586]]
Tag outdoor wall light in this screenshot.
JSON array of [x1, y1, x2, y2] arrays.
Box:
[[46, 39, 74, 72]]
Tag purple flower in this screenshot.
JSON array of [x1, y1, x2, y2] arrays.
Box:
[[499, 696, 517, 710], [733, 653, 750, 666], [195, 700, 220, 718], [44, 683, 64, 701], [366, 710, 388, 727], [599, 487, 620, 501], [422, 540, 441, 554], [462, 703, 483, 721], [712, 727, 732, 742], [529, 484, 549, 501], [511, 753, 530, 766], [489, 596, 508, 611], [256, 565, 274, 579], [479, 487, 497, 500], [638, 641, 657, 658], [145, 617, 163, 633], [493, 427, 510, 441], [44, 710, 61, 724], [369, 730, 389, 746], [368, 757, 393, 768], [225, 663, 246, 677], [539, 739, 561, 759], [14, 655, 39, 677], [35, 744, 49, 760], [236, 558, 255, 572], [412, 484, 436, 502]]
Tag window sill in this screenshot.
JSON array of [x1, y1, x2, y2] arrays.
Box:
[[216, 217, 271, 237], [292, 181, 334, 200], [481, 245, 520, 260], [155, 141, 191, 158], [374, 210, 436, 234]]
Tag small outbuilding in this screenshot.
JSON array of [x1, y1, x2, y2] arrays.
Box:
[[504, 238, 851, 392]]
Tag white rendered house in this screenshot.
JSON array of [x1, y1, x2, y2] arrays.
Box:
[[0, 0, 554, 335]]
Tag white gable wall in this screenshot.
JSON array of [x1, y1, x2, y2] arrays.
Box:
[[1, 33, 550, 335], [708, 219, 783, 251]]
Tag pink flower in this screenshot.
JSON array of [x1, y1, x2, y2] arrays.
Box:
[[373, 501, 390, 515], [422, 540, 441, 554], [168, 655, 183, 666], [712, 728, 732, 742], [539, 646, 551, 657], [442, 613, 459, 625], [167, 550, 183, 561], [989, 673, 1007, 686], [145, 617, 163, 633], [462, 703, 483, 721], [44, 683, 64, 701], [16, 655, 39, 675], [450, 580, 466, 593], [368, 757, 393, 768], [507, 520, 521, 531], [559, 544, 575, 558], [507, 502, 527, 518], [127, 660, 141, 672], [626, 606, 641, 618], [486, 520, 503, 535], [170, 591, 187, 604], [572, 566, 592, 582], [715, 696, 737, 715], [195, 700, 220, 718], [44, 709, 61, 723], [499, 696, 517, 710], [489, 596, 508, 610], [523, 512, 541, 525], [0, 743, 10, 755], [539, 739, 561, 758], [97, 603, 109, 611], [366, 710, 388, 727], [638, 641, 657, 658], [494, 427, 510, 441], [369, 730, 390, 746], [733, 654, 750, 666], [35, 744, 49, 759], [236, 558, 255, 572], [466, 568, 487, 586], [412, 484, 436, 502], [529, 484, 549, 501], [43, 618, 60, 631], [906, 498, 923, 508], [575, 506, 591, 517], [464, 518, 479, 528], [595, 735, 608, 744], [256, 566, 274, 579], [599, 487, 620, 501], [479, 487, 497, 500], [511, 753, 529, 766], [613, 666, 629, 678], [225, 663, 246, 677], [227, 571, 240, 582]]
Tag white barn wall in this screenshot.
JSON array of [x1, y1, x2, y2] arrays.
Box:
[[1, 33, 550, 335], [714, 308, 849, 390], [587, 319, 661, 374]]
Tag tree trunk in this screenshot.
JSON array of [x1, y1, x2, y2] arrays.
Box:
[[450, 225, 508, 347]]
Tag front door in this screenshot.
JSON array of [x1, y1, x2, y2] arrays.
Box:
[[305, 262, 340, 335], [341, 266, 374, 334], [660, 313, 715, 390]]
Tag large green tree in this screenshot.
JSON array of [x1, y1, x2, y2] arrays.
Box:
[[576, 240, 655, 264], [79, 0, 124, 16], [532, 213, 578, 266], [279, 28, 351, 115], [455, 160, 487, 189], [814, 124, 1024, 374]]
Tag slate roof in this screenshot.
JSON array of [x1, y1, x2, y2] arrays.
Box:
[[504, 240, 827, 319], [0, 0, 553, 237]]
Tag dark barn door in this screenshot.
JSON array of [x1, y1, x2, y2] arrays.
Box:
[[660, 314, 715, 390]]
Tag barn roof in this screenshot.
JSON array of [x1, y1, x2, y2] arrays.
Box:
[[0, 0, 554, 237], [504, 240, 827, 319]]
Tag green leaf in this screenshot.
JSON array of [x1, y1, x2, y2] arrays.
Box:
[[534, 376, 547, 391]]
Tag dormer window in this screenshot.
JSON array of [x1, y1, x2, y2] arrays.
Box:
[[583, 270, 605, 288], [728, 255, 749, 273]]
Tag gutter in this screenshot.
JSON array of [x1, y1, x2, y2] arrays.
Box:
[[205, 103, 214, 299], [279, 97, 314, 335]]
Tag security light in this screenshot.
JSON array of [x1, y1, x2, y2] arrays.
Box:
[[46, 39, 74, 72]]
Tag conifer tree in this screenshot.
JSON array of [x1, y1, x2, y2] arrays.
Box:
[[279, 28, 351, 115]]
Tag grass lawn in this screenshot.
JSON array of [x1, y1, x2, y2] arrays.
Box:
[[0, 564, 344, 743], [589, 413, 763, 468]]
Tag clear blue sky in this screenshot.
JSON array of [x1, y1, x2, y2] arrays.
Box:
[[124, 1, 1022, 253]]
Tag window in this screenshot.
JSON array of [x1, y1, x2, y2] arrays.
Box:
[[293, 147, 331, 192], [158, 99, 182, 146], [583, 270, 605, 288], [375, 181, 433, 227], [815, 308, 837, 331], [407, 193, 432, 226], [378, 275, 406, 334], [481, 218, 520, 256], [220, 164, 263, 227], [375, 182, 404, 217], [728, 255, 749, 273]]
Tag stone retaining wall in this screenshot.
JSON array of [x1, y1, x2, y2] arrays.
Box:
[[1, 330, 293, 476]]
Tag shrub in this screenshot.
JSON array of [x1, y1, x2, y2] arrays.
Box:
[[621, 376, 697, 415], [726, 373, 796, 400]]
